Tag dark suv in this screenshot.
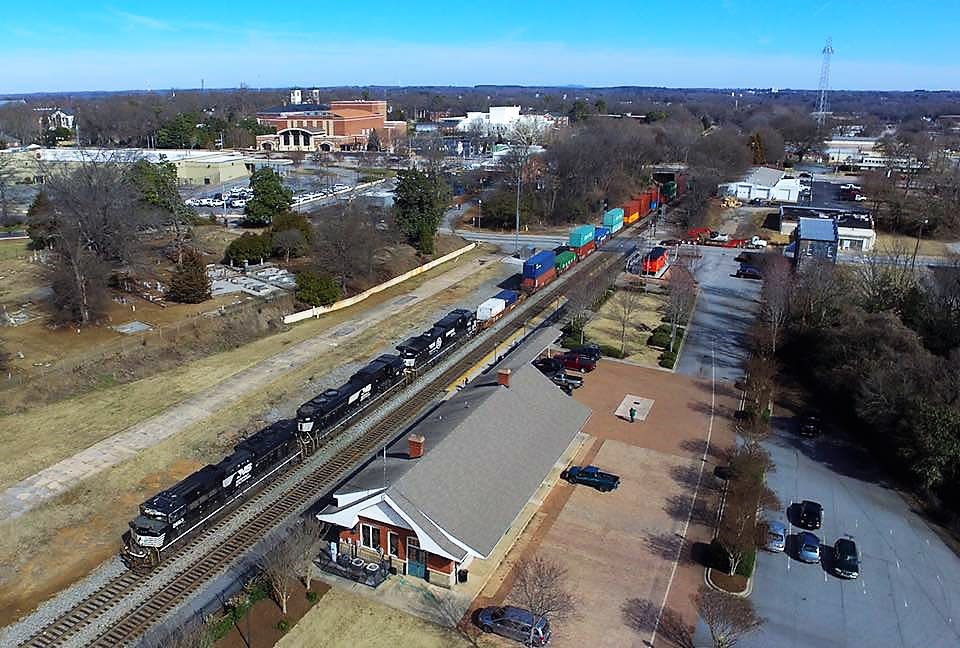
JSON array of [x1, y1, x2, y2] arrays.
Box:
[[832, 538, 861, 579], [797, 500, 823, 529], [477, 606, 551, 646], [533, 357, 564, 376], [567, 343, 602, 361]]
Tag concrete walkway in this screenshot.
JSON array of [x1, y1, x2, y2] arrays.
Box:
[[0, 253, 505, 522]]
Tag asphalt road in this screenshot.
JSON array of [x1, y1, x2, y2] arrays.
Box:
[[675, 246, 960, 648]]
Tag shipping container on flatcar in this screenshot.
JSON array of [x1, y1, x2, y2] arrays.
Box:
[[594, 226, 610, 246], [603, 208, 625, 233], [572, 239, 597, 260], [568, 225, 595, 249], [554, 250, 576, 274]]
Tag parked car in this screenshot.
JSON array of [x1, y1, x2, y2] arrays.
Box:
[[560, 353, 596, 373], [659, 239, 681, 247], [749, 197, 769, 206], [797, 500, 823, 529], [832, 538, 861, 579], [709, 231, 731, 242], [736, 265, 763, 280], [567, 343, 602, 361], [798, 415, 822, 438], [765, 520, 787, 553], [797, 531, 822, 563], [551, 373, 583, 390], [748, 236, 768, 249], [533, 357, 564, 376], [477, 606, 551, 646], [562, 465, 620, 491]]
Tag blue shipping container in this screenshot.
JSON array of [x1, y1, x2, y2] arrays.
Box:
[[494, 289, 520, 306], [650, 200, 659, 210], [522, 250, 557, 279]]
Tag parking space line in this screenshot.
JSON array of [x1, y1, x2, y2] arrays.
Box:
[[649, 342, 717, 648]]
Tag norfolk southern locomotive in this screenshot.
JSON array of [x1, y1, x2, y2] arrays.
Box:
[[396, 308, 477, 370], [121, 311, 475, 568]]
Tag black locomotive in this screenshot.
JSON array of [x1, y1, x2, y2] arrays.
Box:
[[123, 422, 301, 567], [396, 308, 477, 370]]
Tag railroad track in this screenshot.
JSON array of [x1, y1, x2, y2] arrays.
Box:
[[19, 232, 637, 648]]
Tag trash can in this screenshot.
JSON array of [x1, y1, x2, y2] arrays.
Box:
[[457, 569, 468, 584]]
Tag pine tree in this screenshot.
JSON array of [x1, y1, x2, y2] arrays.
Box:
[[166, 247, 212, 303], [296, 270, 341, 307], [243, 168, 293, 227]]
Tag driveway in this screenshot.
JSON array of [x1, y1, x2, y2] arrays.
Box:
[[675, 246, 960, 648]]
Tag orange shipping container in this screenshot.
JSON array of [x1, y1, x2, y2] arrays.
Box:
[[623, 200, 640, 223], [639, 193, 651, 215]]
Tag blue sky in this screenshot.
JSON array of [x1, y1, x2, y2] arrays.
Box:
[[2, 1, 958, 93]]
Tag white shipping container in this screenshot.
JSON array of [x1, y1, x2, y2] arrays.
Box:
[[476, 298, 506, 321]]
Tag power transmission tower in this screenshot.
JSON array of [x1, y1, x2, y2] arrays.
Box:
[[815, 37, 834, 128]]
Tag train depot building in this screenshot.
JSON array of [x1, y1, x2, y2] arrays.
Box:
[[316, 327, 590, 588]]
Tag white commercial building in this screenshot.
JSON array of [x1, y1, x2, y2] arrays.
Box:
[[719, 166, 802, 203]]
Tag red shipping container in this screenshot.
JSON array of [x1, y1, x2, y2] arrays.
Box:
[[520, 266, 557, 292], [677, 174, 688, 197], [573, 240, 596, 260], [639, 193, 651, 215]]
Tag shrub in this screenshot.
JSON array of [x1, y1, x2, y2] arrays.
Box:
[[296, 270, 342, 307], [736, 547, 758, 578], [659, 351, 677, 369], [598, 344, 625, 359], [706, 538, 732, 572], [277, 619, 290, 632], [224, 232, 272, 265], [306, 590, 319, 603], [648, 330, 671, 348]]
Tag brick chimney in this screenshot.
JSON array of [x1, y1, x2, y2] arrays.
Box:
[[498, 368, 511, 388], [408, 434, 425, 459]]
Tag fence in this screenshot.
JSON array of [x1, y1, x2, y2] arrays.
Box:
[[283, 243, 478, 324]]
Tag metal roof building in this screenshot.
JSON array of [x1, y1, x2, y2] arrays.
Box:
[[316, 326, 590, 587], [718, 166, 803, 203]]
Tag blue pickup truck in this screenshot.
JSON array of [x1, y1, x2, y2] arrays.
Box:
[[562, 465, 621, 492]]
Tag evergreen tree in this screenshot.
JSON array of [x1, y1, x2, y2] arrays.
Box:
[[271, 212, 313, 243], [367, 129, 382, 152], [243, 168, 293, 227], [26, 191, 57, 249], [296, 270, 341, 307], [393, 169, 450, 255], [224, 232, 272, 265], [166, 247, 211, 303]]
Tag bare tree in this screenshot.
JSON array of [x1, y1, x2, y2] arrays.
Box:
[[259, 532, 301, 615], [621, 598, 694, 648], [612, 285, 643, 355], [509, 557, 576, 646], [666, 265, 697, 352], [758, 255, 792, 357], [42, 157, 155, 325], [854, 242, 918, 314], [718, 443, 780, 575], [273, 228, 308, 263], [289, 518, 327, 592], [694, 584, 763, 648]]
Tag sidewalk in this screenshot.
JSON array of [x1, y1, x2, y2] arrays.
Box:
[[0, 253, 505, 521]]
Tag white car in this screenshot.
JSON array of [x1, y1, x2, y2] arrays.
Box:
[[854, 194, 868, 201], [709, 231, 731, 242], [749, 236, 768, 249]]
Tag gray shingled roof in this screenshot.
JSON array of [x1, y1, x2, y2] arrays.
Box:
[[319, 325, 590, 560], [388, 358, 590, 558]]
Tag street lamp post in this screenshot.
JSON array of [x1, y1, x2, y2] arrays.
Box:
[[514, 167, 522, 256], [911, 218, 929, 270], [477, 198, 482, 229]]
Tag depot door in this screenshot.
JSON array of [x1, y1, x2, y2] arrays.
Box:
[[407, 537, 427, 580]]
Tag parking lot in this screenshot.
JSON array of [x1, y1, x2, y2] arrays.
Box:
[[678, 246, 960, 648], [473, 360, 734, 647]]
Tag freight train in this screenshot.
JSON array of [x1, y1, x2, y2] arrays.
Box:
[[121, 183, 682, 569]]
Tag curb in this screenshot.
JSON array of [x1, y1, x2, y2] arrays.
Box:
[[669, 282, 701, 371], [704, 566, 753, 598]]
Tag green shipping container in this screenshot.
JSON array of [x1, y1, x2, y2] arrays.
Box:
[[662, 181, 678, 200], [555, 251, 576, 272], [569, 225, 595, 248]]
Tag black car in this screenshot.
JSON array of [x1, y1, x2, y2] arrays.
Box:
[[567, 343, 602, 362], [798, 415, 822, 438], [798, 500, 823, 529], [562, 465, 620, 491], [533, 357, 564, 376], [832, 538, 861, 579], [736, 265, 763, 280]]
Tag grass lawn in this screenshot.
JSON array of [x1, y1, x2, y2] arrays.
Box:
[[583, 291, 668, 367], [874, 232, 953, 257], [276, 587, 482, 648]]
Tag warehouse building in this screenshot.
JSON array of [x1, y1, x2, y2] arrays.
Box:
[[315, 326, 591, 588], [718, 166, 802, 203]]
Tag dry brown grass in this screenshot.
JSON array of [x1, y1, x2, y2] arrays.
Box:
[[0, 250, 509, 624], [875, 233, 953, 257], [584, 291, 667, 367], [0, 247, 500, 490], [276, 587, 482, 648]]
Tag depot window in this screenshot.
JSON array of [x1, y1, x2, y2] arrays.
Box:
[[360, 523, 381, 551]]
